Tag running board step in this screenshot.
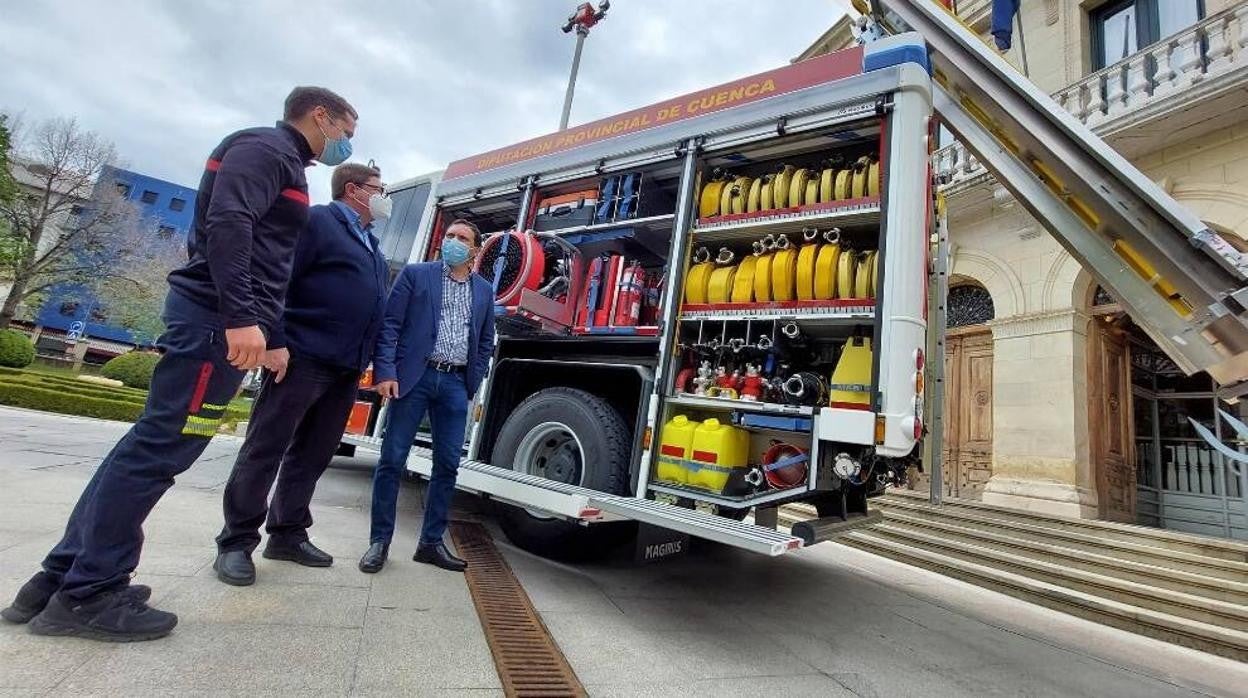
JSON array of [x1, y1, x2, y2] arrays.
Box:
[[345, 433, 803, 555], [791, 509, 883, 545], [590, 495, 804, 557]]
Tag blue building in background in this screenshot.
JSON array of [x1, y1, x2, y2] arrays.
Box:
[[34, 166, 196, 362]]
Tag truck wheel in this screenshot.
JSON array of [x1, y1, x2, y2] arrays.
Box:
[[491, 387, 636, 561]]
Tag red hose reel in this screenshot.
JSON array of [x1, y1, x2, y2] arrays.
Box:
[[475, 229, 545, 305], [761, 441, 809, 490]]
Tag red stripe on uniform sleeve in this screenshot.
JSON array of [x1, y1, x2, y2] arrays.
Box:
[[205, 158, 221, 172], [281, 188, 309, 205]]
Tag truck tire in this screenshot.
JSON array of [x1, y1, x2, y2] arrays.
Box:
[[491, 387, 637, 561]]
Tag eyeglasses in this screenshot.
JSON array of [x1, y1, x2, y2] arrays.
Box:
[[355, 182, 385, 195]]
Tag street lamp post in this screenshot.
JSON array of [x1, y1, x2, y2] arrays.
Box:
[[559, 1, 609, 131]]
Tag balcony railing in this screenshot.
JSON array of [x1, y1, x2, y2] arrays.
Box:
[[934, 5, 1248, 187]]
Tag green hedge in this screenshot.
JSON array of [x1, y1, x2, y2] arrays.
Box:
[[0, 383, 145, 422], [0, 376, 148, 405], [101, 352, 160, 390], [0, 330, 35, 368], [0, 382, 249, 427], [0, 372, 248, 428]]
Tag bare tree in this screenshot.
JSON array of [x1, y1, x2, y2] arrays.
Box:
[[90, 225, 185, 345], [0, 116, 147, 330]]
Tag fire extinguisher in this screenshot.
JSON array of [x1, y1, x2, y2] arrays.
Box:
[[613, 261, 645, 327]]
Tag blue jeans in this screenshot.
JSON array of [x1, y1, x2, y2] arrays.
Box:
[[42, 292, 245, 599], [368, 368, 468, 547]]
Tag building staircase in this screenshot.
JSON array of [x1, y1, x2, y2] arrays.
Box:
[[781, 490, 1248, 661]]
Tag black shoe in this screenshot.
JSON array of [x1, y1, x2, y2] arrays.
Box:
[[262, 539, 333, 568], [213, 551, 256, 586], [358, 542, 389, 574], [414, 542, 467, 572], [28, 590, 177, 642], [1, 572, 151, 624]]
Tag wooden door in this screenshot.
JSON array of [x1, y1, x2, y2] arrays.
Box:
[[943, 329, 994, 499], [1091, 323, 1136, 522]]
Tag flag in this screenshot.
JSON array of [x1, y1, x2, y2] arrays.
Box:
[[991, 0, 1020, 50]]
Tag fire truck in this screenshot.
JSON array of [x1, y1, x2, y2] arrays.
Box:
[[342, 0, 1248, 560]]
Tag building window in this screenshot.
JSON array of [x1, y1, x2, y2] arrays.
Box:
[[116, 182, 131, 197], [157, 226, 176, 239], [1092, 0, 1203, 70], [169, 197, 186, 212], [58, 301, 79, 317], [140, 190, 159, 205], [947, 284, 995, 328]]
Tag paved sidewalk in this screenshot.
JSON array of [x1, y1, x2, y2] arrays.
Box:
[[3, 406, 1247, 697], [0, 407, 499, 696]]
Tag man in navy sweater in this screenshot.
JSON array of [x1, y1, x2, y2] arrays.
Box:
[[1, 86, 358, 642], [213, 163, 390, 585]]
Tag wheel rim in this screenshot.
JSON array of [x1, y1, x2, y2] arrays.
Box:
[[515, 422, 584, 485], [513, 422, 584, 520]]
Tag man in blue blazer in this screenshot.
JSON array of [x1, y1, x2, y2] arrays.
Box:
[[360, 219, 495, 573], [214, 163, 391, 586]]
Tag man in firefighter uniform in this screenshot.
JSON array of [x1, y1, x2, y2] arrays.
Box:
[[213, 162, 390, 586], [1, 86, 359, 642], [359, 220, 495, 574]]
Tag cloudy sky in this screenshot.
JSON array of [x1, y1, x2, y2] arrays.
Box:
[[1, 0, 851, 202]]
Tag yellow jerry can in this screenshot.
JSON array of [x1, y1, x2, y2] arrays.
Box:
[[688, 418, 750, 493], [830, 338, 873, 409], [656, 415, 699, 485]]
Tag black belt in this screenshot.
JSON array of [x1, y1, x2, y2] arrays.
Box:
[[427, 359, 466, 374]]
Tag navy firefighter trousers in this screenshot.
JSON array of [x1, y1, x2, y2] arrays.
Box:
[[39, 291, 245, 600]]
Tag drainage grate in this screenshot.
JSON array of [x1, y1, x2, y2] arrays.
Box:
[[450, 521, 587, 698]]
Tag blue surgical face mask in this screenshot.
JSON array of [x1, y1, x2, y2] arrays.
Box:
[[316, 116, 352, 166], [441, 236, 471, 266]]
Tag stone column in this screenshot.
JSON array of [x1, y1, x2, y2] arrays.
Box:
[[982, 309, 1100, 518]]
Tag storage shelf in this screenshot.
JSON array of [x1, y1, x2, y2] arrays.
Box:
[[680, 299, 874, 322], [537, 213, 675, 239], [668, 393, 815, 416], [649, 482, 812, 508], [693, 197, 880, 243]]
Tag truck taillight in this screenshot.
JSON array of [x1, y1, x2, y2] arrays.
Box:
[[902, 416, 923, 440], [913, 371, 924, 394], [914, 348, 925, 372], [874, 415, 886, 444]]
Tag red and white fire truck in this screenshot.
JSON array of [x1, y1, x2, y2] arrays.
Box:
[[342, 0, 1248, 560]]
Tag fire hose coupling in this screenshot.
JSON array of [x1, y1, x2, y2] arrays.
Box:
[[832, 452, 861, 480], [761, 234, 778, 252], [756, 334, 773, 351], [752, 240, 765, 256], [802, 226, 820, 243], [823, 227, 841, 244], [781, 322, 801, 339], [744, 467, 766, 488], [715, 247, 736, 265], [693, 246, 711, 264], [782, 371, 827, 406], [774, 233, 792, 250], [728, 337, 747, 353]]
